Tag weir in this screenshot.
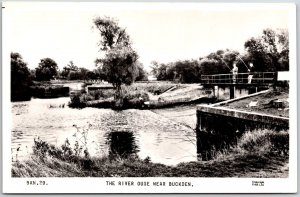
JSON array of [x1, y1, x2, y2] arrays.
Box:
[[201, 72, 276, 99], [195, 72, 288, 160]]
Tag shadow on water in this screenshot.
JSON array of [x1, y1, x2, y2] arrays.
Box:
[[106, 131, 139, 159]]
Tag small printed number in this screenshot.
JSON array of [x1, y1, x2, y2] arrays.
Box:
[[252, 181, 264, 186], [26, 180, 48, 186]]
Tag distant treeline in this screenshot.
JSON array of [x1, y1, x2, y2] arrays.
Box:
[[10, 52, 148, 101], [150, 28, 289, 83], [11, 28, 288, 101]]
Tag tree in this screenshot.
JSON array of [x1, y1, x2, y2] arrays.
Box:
[[61, 61, 79, 79], [86, 70, 97, 80], [11, 52, 32, 101], [173, 60, 201, 83], [135, 61, 148, 81], [68, 71, 79, 80], [67, 61, 78, 71], [244, 28, 289, 72], [276, 29, 289, 71], [78, 67, 89, 80], [93, 16, 131, 50], [156, 63, 168, 80], [93, 68, 106, 80], [199, 50, 237, 75], [35, 58, 58, 81], [150, 61, 159, 76], [97, 46, 139, 106], [94, 16, 139, 108]]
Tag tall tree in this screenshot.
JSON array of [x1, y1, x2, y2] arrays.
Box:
[[135, 61, 148, 81], [244, 28, 289, 72], [93, 16, 131, 50], [93, 17, 139, 108], [35, 58, 58, 81], [199, 50, 237, 75], [61, 61, 79, 79], [150, 61, 159, 76], [11, 52, 32, 101]]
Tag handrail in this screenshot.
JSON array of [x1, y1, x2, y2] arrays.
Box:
[[200, 72, 276, 85], [201, 72, 275, 77]]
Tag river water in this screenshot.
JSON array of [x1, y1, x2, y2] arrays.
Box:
[[11, 97, 198, 166]]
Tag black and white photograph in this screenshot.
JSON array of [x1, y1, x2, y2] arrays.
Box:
[[2, 2, 297, 193]]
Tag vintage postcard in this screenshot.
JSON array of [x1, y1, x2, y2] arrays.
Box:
[[2, 2, 297, 193]]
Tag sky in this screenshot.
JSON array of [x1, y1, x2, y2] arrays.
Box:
[[4, 2, 290, 71]]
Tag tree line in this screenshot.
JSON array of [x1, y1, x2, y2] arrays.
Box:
[[150, 28, 289, 83], [11, 55, 148, 82], [11, 16, 289, 104]]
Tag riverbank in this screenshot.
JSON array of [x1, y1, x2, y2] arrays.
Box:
[[30, 82, 69, 98], [69, 82, 215, 109], [12, 129, 288, 177]]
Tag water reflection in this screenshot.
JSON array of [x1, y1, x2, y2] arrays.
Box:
[[106, 131, 138, 159], [196, 131, 233, 161], [12, 97, 198, 165]]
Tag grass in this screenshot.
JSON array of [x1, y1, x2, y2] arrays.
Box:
[[127, 82, 178, 95], [214, 129, 288, 160], [12, 129, 289, 177], [30, 81, 70, 98], [69, 82, 189, 109], [224, 88, 289, 117], [69, 82, 208, 109]]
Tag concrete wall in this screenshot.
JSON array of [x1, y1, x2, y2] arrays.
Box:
[[213, 86, 230, 100], [195, 110, 288, 161], [210, 85, 261, 100], [195, 102, 289, 160], [234, 87, 249, 98]]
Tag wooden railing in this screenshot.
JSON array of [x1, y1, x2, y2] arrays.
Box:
[[201, 72, 276, 85]]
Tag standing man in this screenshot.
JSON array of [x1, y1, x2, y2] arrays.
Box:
[[232, 63, 238, 84], [248, 63, 255, 84]]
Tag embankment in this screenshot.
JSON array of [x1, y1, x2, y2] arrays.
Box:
[[12, 128, 288, 177], [196, 87, 289, 160]]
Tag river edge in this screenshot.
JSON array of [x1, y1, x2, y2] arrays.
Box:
[[12, 128, 289, 178], [11, 85, 289, 177]]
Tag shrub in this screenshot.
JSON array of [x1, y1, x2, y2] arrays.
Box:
[[88, 89, 115, 100], [233, 129, 289, 156], [30, 84, 69, 98], [32, 124, 94, 169]]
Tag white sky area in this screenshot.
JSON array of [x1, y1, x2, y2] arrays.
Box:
[[4, 3, 290, 71]]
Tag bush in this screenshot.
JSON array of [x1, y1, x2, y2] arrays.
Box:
[[233, 129, 289, 156], [69, 94, 86, 108], [88, 89, 115, 100], [122, 86, 150, 108], [30, 85, 69, 98], [32, 124, 94, 169]]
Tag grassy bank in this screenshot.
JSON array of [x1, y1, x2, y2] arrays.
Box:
[[12, 81, 70, 101], [224, 87, 289, 117], [30, 82, 69, 98], [69, 82, 212, 109], [12, 129, 288, 177]]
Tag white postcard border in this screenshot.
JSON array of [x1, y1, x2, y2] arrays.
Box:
[[2, 2, 297, 193]]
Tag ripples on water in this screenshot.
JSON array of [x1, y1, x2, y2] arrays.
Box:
[[12, 97, 197, 166]]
